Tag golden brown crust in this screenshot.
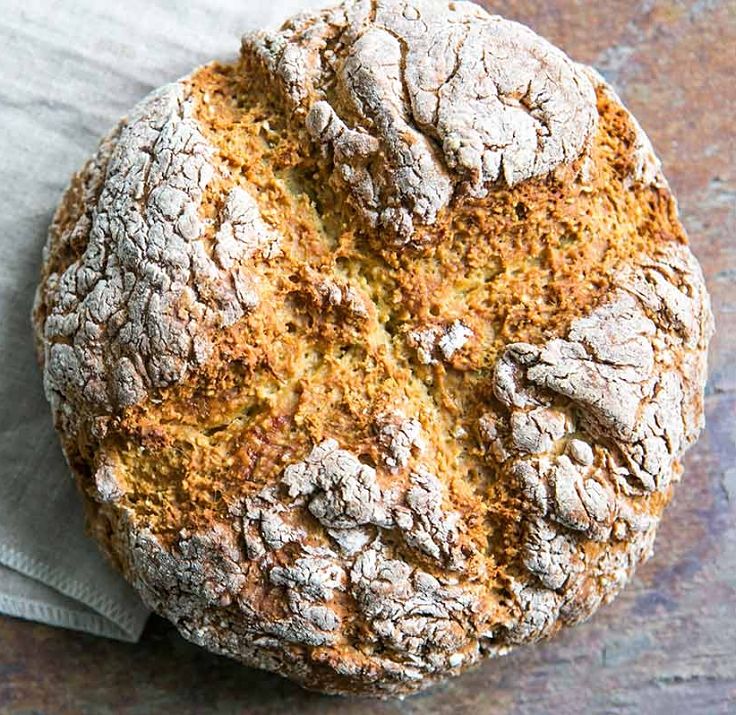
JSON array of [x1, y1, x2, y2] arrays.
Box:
[[33, 0, 713, 698]]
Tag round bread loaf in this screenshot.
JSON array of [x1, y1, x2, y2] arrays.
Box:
[[33, 0, 714, 697]]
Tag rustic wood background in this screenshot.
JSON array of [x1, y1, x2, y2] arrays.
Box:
[[1, 0, 734, 713]]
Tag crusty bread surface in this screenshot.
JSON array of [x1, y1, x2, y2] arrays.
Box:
[[33, 0, 713, 697]]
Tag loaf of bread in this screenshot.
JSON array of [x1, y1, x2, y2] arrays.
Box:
[[33, 0, 713, 697]]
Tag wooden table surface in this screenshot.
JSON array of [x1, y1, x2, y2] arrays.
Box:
[[1, 1, 734, 713]]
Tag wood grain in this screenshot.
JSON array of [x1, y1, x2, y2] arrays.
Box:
[[0, 0, 734, 713]]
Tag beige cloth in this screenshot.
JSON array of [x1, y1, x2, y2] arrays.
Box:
[[0, 0, 323, 641]]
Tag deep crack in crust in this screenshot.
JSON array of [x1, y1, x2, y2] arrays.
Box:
[[33, 0, 713, 699]]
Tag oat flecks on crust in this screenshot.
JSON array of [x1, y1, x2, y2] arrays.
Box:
[[34, 0, 713, 699], [245, 0, 598, 243]]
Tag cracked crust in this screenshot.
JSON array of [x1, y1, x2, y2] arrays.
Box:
[[34, 83, 266, 431], [33, 0, 713, 699], [246, 0, 598, 243]]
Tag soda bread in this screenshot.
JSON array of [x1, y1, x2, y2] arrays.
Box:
[[33, 0, 713, 697]]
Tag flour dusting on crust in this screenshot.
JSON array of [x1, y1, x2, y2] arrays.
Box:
[[245, 0, 598, 242]]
